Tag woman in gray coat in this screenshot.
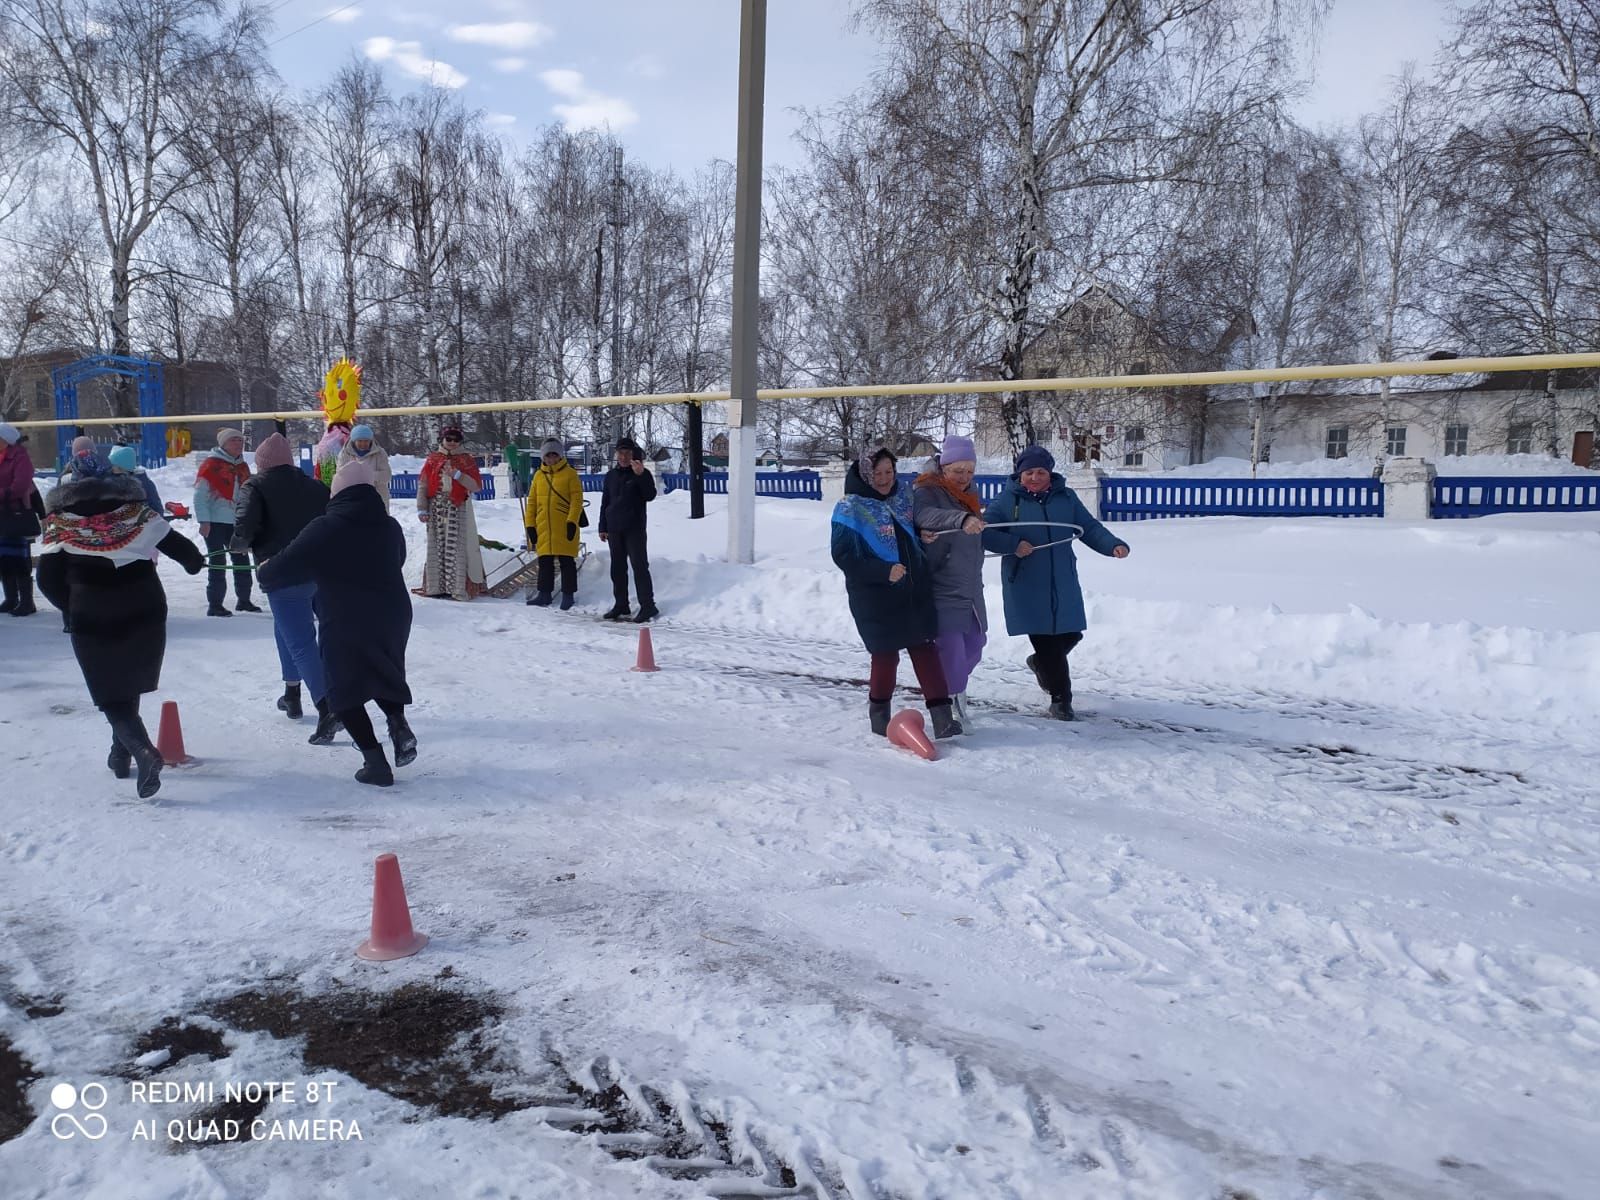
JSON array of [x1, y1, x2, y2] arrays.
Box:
[[912, 435, 988, 728]]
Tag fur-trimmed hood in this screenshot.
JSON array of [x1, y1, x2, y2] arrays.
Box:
[[46, 473, 146, 516]]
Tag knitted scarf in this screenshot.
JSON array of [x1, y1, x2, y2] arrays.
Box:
[[831, 484, 914, 564], [421, 450, 480, 506], [913, 470, 982, 515]]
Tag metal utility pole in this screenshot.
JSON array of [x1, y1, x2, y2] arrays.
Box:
[[727, 0, 766, 564], [609, 145, 626, 449]]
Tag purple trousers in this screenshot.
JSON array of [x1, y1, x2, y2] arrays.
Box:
[[934, 610, 986, 695]]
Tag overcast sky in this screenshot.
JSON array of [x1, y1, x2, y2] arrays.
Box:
[[263, 0, 1453, 172]]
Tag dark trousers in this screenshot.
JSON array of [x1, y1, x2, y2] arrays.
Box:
[[337, 699, 407, 751], [607, 527, 653, 607], [1029, 632, 1084, 702], [204, 523, 252, 608], [537, 555, 578, 597], [869, 642, 950, 705]]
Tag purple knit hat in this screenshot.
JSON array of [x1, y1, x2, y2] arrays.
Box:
[[330, 458, 375, 496], [939, 434, 976, 464], [253, 432, 293, 471]]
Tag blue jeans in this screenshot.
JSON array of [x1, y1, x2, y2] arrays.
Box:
[[267, 582, 325, 703]]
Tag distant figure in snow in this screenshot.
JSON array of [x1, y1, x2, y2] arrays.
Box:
[[523, 437, 584, 610], [337, 424, 392, 510], [981, 445, 1129, 721], [193, 427, 259, 616], [598, 436, 657, 622], [107, 445, 162, 516], [416, 426, 485, 601], [231, 432, 337, 740], [61, 435, 107, 482], [0, 423, 41, 617], [912, 434, 988, 731], [260, 458, 416, 787], [831, 445, 961, 740], [37, 471, 205, 798]]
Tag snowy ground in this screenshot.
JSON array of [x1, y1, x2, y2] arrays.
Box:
[[3, 466, 1598, 1199]]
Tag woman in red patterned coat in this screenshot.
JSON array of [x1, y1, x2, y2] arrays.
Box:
[[415, 427, 486, 601]]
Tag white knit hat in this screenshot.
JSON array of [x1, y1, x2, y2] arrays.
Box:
[[0, 423, 18, 445]]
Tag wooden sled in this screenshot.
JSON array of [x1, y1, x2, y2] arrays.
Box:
[[484, 545, 590, 599]]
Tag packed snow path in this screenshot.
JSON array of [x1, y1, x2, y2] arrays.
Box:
[[3, 488, 1597, 1199]]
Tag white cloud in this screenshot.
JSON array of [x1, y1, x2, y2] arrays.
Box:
[[492, 56, 527, 73], [486, 112, 517, 128], [627, 53, 665, 81], [362, 37, 469, 89], [446, 21, 552, 50], [540, 69, 639, 132], [325, 6, 361, 23]]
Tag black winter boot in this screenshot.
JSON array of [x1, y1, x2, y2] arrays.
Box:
[[0, 558, 17, 614], [928, 699, 963, 739], [355, 746, 394, 787], [234, 598, 262, 613], [9, 556, 35, 616], [869, 700, 891, 737], [559, 592, 575, 611], [107, 737, 131, 779], [633, 603, 659, 623], [1048, 696, 1076, 721], [277, 683, 303, 720], [527, 590, 552, 607], [308, 697, 341, 746], [107, 711, 162, 799], [602, 602, 630, 620], [387, 712, 417, 768]]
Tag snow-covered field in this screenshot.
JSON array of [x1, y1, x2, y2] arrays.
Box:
[[3, 462, 1598, 1199]]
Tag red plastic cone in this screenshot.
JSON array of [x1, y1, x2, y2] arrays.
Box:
[[886, 709, 938, 761], [356, 853, 428, 962], [156, 701, 191, 766], [631, 626, 659, 673]]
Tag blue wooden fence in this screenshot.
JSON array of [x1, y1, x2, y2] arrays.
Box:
[[588, 470, 824, 501], [1432, 476, 1600, 518], [389, 472, 496, 501], [1100, 477, 1384, 521]]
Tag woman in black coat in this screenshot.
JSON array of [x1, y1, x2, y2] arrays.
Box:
[[257, 460, 414, 787], [829, 447, 959, 740], [36, 473, 205, 798]]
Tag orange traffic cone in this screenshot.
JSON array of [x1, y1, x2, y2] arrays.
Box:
[[356, 853, 428, 962], [886, 709, 938, 761], [156, 700, 191, 766], [631, 626, 659, 673]]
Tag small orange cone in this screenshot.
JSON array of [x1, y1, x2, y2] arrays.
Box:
[[356, 853, 428, 961], [886, 709, 938, 761], [156, 700, 191, 765], [631, 626, 659, 673]]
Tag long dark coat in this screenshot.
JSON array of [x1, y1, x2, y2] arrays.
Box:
[[257, 483, 412, 711], [829, 464, 938, 654], [36, 475, 205, 707], [981, 474, 1127, 635]]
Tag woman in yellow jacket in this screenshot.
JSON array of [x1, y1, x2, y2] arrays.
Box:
[[523, 438, 585, 609]]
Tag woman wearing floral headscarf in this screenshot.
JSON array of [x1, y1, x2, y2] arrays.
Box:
[[830, 445, 961, 740], [416, 426, 486, 601]]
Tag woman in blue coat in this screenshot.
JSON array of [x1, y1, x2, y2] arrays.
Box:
[[830, 447, 960, 740], [981, 445, 1129, 720]]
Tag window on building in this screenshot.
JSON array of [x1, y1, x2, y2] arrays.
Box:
[[1385, 426, 1407, 456], [1122, 424, 1145, 467], [1325, 426, 1349, 459], [1072, 431, 1102, 463], [1444, 423, 1469, 456], [1507, 422, 1534, 455]]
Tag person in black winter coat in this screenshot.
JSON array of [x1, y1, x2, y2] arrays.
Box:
[[257, 459, 415, 787], [231, 432, 336, 737], [829, 447, 960, 739], [598, 436, 658, 622], [36, 473, 206, 798]]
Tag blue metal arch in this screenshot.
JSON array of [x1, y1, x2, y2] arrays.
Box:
[[50, 355, 166, 469]]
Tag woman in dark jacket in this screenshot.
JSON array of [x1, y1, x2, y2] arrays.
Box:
[[36, 473, 205, 798], [0, 422, 41, 616], [231, 432, 334, 736], [830, 446, 959, 739], [981, 445, 1130, 720], [258, 459, 415, 787]]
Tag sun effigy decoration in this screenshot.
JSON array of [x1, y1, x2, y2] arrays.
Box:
[[315, 358, 363, 486]]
